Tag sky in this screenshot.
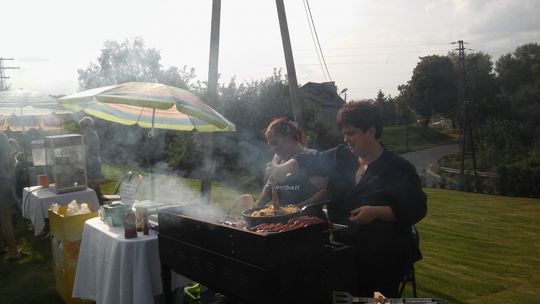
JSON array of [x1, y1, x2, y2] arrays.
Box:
[[2, 0, 540, 100]]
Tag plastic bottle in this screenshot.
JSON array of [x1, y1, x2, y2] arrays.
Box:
[[135, 207, 144, 232], [142, 208, 149, 235], [80, 203, 90, 214], [124, 208, 137, 239]]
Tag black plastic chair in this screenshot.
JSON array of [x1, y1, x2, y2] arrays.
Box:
[[399, 225, 420, 297]]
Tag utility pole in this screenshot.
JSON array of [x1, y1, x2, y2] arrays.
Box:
[[452, 40, 477, 175], [0, 58, 20, 91], [463, 100, 477, 174], [405, 114, 410, 152], [200, 0, 221, 204], [276, 0, 304, 127]]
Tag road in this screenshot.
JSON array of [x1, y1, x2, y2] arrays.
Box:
[[401, 143, 460, 184]]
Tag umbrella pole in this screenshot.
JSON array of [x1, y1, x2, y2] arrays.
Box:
[[150, 167, 155, 202], [150, 108, 156, 201]]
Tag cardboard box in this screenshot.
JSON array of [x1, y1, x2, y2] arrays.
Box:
[[54, 265, 92, 304], [49, 206, 98, 242], [49, 206, 97, 304]]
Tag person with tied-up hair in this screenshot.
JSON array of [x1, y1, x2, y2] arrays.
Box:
[[267, 100, 427, 297], [254, 117, 328, 218]]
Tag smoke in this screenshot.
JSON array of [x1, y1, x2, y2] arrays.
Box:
[[90, 116, 276, 222], [96, 122, 165, 168], [145, 161, 203, 204], [137, 160, 228, 223], [212, 129, 271, 185]]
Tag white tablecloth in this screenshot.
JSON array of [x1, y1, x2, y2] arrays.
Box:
[[21, 186, 100, 236], [72, 217, 189, 304]]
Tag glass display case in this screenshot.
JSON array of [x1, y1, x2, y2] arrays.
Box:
[[45, 134, 87, 193], [31, 139, 46, 166]]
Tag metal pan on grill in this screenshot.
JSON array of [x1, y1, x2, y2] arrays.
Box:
[[242, 200, 329, 228]]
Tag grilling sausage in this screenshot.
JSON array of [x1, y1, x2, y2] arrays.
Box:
[[249, 216, 324, 233]]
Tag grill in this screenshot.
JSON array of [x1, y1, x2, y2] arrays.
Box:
[[158, 204, 358, 304]]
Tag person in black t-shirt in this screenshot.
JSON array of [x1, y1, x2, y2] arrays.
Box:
[[268, 101, 427, 297], [254, 117, 328, 218]]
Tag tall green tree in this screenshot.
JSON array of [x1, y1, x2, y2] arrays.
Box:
[[496, 43, 540, 93], [78, 37, 198, 92], [158, 65, 197, 90], [448, 51, 498, 124], [493, 43, 540, 146], [78, 37, 162, 90], [376, 89, 398, 125], [76, 37, 201, 172], [401, 55, 458, 126]]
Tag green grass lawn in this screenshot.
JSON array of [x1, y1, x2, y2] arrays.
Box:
[[410, 188, 540, 303], [2, 183, 539, 303]]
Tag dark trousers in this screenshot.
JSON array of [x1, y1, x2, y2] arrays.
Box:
[[355, 256, 407, 298]]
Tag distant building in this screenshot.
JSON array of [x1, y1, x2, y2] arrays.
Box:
[[299, 81, 345, 148], [299, 81, 345, 123]]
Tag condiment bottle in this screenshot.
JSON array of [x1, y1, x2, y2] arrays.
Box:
[[142, 208, 149, 235], [124, 208, 137, 239], [135, 207, 144, 232]]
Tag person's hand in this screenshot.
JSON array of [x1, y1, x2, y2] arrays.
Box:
[[266, 160, 297, 183], [349, 205, 379, 225], [266, 162, 283, 183]]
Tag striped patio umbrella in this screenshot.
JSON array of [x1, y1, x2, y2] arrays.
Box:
[[0, 90, 71, 131], [59, 82, 235, 133]]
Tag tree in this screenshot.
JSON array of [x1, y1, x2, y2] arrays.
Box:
[[376, 89, 398, 126], [220, 69, 292, 134], [494, 43, 540, 136], [394, 82, 415, 125], [78, 37, 162, 90], [496, 43, 540, 93], [158, 66, 197, 90], [77, 37, 201, 173], [207, 70, 292, 184], [398, 55, 458, 126], [448, 51, 498, 124]]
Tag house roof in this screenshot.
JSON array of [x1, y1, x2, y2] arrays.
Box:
[[299, 81, 345, 107]]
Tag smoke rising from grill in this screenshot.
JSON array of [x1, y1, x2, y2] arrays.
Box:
[[92, 115, 273, 224]]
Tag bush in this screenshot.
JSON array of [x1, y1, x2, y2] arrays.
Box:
[[497, 158, 540, 197], [438, 176, 447, 189]]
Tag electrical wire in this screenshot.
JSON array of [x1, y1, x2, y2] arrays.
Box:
[[303, 0, 333, 81], [302, 0, 327, 81]]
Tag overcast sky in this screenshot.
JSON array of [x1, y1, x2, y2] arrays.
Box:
[[2, 0, 539, 100]]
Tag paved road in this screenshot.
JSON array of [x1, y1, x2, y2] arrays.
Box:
[[401, 143, 460, 180]]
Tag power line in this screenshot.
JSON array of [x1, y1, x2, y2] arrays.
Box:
[[302, 0, 332, 81], [302, 0, 327, 81], [0, 58, 20, 91], [311, 42, 452, 51], [297, 48, 452, 58]]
